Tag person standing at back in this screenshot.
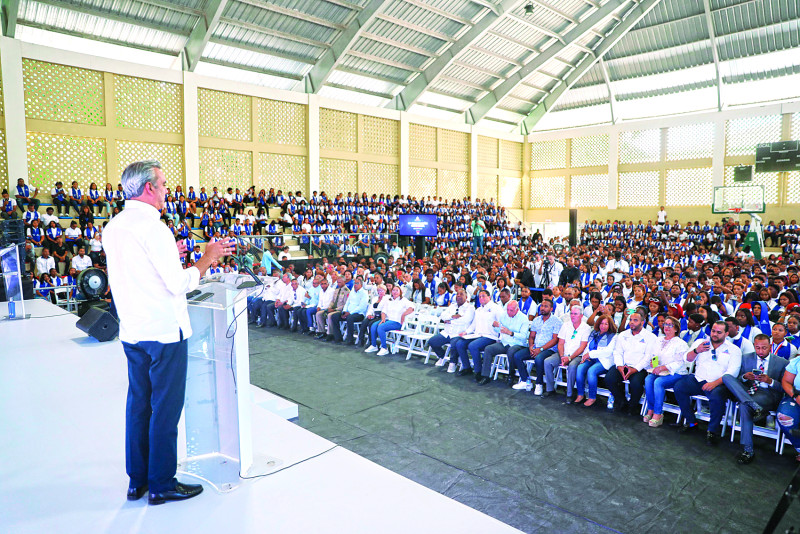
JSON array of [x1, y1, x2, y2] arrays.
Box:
[[103, 160, 234, 505]]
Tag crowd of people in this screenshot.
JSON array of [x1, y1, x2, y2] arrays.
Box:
[[11, 175, 800, 466]]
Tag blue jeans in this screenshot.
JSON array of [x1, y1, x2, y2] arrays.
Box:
[[511, 347, 555, 382], [468, 337, 497, 371], [428, 333, 452, 360], [576, 359, 607, 399], [673, 375, 730, 433], [644, 373, 684, 415], [372, 320, 400, 348], [777, 397, 800, 454], [122, 334, 187, 493], [472, 235, 484, 255], [302, 306, 317, 331]]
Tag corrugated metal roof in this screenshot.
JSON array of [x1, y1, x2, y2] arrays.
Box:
[[13, 0, 800, 132]]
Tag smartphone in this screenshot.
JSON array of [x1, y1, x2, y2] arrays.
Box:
[[752, 369, 763, 376]]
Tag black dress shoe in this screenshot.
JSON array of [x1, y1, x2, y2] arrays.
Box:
[[148, 482, 203, 505], [563, 397, 574, 405], [127, 485, 148, 501], [456, 368, 473, 377], [736, 450, 755, 464], [477, 376, 491, 386], [541, 390, 555, 398], [706, 431, 720, 446], [751, 405, 766, 423], [678, 423, 698, 434], [315, 333, 326, 339]]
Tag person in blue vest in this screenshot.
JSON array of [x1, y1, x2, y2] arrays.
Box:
[[15, 178, 40, 214], [115, 183, 126, 210], [1, 189, 17, 219], [87, 182, 108, 215], [68, 181, 86, 215]]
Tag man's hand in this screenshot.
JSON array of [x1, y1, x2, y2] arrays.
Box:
[[742, 372, 756, 381], [560, 355, 570, 366], [342, 312, 349, 319], [702, 381, 717, 392], [492, 320, 501, 327], [530, 347, 540, 357], [695, 340, 711, 354], [204, 238, 235, 262], [176, 239, 188, 258], [756, 374, 772, 384]]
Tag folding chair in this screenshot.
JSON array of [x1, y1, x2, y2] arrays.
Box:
[[728, 405, 782, 452]]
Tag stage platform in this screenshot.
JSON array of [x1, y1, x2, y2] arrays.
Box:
[[0, 300, 521, 534]]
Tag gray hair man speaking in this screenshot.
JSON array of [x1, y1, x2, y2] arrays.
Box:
[[104, 160, 233, 505]]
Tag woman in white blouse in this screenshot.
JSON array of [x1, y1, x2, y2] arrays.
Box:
[[357, 284, 388, 347], [365, 285, 414, 356], [643, 315, 690, 427]]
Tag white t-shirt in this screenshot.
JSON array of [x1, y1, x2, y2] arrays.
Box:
[[657, 210, 667, 224], [558, 321, 592, 356]]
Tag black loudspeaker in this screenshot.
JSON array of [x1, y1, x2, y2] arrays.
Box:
[[568, 208, 578, 247], [0, 219, 25, 246], [76, 306, 119, 342]]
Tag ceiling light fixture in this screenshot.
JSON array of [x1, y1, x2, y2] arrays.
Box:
[[524, 2, 534, 15]]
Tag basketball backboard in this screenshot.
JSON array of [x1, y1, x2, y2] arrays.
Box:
[[712, 185, 765, 214]]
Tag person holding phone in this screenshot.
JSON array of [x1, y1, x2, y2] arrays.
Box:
[[723, 334, 787, 464], [674, 321, 742, 446]]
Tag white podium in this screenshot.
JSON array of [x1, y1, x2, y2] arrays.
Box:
[[178, 278, 282, 492]]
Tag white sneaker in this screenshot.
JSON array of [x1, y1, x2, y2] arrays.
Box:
[[534, 384, 543, 396], [447, 363, 457, 373], [377, 348, 389, 356], [434, 358, 445, 367], [512, 381, 528, 390], [365, 345, 378, 353]]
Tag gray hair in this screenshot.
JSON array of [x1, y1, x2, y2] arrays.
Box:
[[121, 160, 161, 199]]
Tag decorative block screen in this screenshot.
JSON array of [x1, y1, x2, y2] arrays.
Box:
[[27, 132, 106, 190], [259, 153, 307, 194], [725, 115, 781, 157], [666, 122, 714, 160], [0, 129, 8, 185], [530, 175, 565, 208], [320, 158, 357, 195], [787, 171, 800, 204], [499, 176, 522, 208], [666, 167, 713, 206], [477, 174, 498, 201], [409, 123, 437, 161], [618, 171, 660, 207], [361, 162, 399, 196], [23, 59, 104, 125], [256, 98, 307, 146], [500, 140, 523, 171], [793, 113, 800, 141], [114, 75, 182, 133], [117, 141, 184, 188], [198, 147, 252, 192], [723, 166, 779, 204], [570, 173, 609, 208], [361, 115, 399, 156], [439, 129, 469, 166], [531, 139, 567, 170], [198, 88, 251, 141], [619, 129, 660, 164], [409, 166, 437, 199], [438, 170, 468, 200], [571, 135, 608, 168], [478, 136, 498, 168], [320, 108, 357, 152]]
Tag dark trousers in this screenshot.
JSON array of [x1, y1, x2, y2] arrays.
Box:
[[53, 198, 68, 214], [341, 313, 364, 343], [16, 196, 40, 213], [674, 375, 730, 434], [277, 305, 292, 329], [122, 334, 188, 493], [428, 333, 452, 360], [358, 316, 380, 345], [605, 367, 648, 412]]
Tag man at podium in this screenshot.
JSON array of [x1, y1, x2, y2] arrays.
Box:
[[104, 160, 233, 505]]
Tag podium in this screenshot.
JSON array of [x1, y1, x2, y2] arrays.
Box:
[[178, 278, 282, 492]]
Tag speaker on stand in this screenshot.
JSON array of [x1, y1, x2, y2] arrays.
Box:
[[568, 209, 578, 247]]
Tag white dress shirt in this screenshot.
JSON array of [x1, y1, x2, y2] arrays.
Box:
[[285, 286, 306, 307], [383, 297, 413, 323], [686, 338, 742, 383], [71, 254, 93, 271], [318, 286, 335, 310], [612, 328, 658, 370], [103, 200, 201, 344], [35, 255, 55, 276], [464, 301, 503, 340], [440, 301, 476, 338]]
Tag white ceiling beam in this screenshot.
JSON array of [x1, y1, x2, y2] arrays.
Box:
[[400, 0, 473, 26], [234, 0, 346, 30], [466, 0, 631, 125], [375, 14, 456, 43], [182, 0, 228, 71], [519, 0, 663, 133], [702, 0, 724, 111], [219, 17, 330, 48]]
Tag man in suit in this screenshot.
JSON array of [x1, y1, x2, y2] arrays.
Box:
[[722, 333, 787, 464]]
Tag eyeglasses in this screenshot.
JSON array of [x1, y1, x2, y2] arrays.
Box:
[[711, 348, 717, 361], [663, 323, 675, 329]]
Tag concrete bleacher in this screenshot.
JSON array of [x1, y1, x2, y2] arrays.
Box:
[[23, 202, 368, 262]]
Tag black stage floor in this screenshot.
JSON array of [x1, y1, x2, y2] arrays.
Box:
[[248, 325, 800, 534]]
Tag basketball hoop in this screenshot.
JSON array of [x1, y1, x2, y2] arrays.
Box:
[[728, 207, 743, 223]]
